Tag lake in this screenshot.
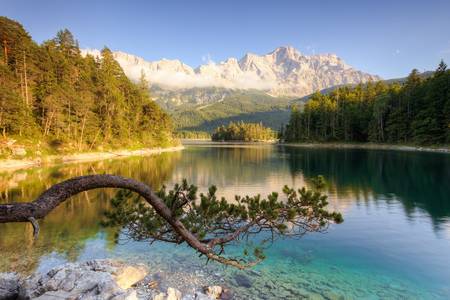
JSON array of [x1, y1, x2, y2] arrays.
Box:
[[1, 144, 450, 299]]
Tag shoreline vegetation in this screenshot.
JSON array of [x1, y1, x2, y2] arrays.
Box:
[[0, 145, 184, 172]]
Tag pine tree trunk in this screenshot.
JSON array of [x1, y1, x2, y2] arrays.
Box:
[[23, 52, 29, 107], [2, 39, 7, 64], [20, 72, 25, 101], [78, 114, 87, 150]]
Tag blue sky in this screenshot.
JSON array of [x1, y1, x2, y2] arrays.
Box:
[[2, 0, 450, 79]]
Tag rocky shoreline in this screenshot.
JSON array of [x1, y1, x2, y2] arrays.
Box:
[[0, 259, 228, 300]]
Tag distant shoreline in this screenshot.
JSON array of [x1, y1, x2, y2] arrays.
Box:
[[0, 146, 185, 172], [182, 139, 450, 153], [279, 142, 450, 154], [181, 139, 277, 145]]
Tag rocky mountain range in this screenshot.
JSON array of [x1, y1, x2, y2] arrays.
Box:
[[81, 46, 381, 106]]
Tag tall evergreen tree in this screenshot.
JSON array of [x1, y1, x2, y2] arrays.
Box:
[[0, 17, 174, 157], [282, 64, 449, 146]]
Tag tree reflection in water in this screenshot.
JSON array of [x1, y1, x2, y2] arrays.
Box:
[[0, 152, 181, 273]]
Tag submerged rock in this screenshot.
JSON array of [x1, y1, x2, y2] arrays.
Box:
[[233, 274, 252, 288], [0, 273, 19, 299]]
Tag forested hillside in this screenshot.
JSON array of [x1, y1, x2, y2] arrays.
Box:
[[281, 64, 450, 145], [0, 17, 173, 157], [170, 92, 291, 132]]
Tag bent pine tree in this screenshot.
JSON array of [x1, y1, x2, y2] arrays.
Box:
[[0, 174, 343, 269]]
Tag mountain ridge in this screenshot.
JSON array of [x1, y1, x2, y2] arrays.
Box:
[[81, 46, 381, 102]]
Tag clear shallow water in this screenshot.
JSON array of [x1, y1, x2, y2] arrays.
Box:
[[1, 145, 450, 299]]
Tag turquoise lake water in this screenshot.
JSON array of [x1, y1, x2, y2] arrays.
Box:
[[1, 144, 449, 299]]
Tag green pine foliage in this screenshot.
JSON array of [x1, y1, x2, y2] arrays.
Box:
[[282, 65, 450, 146], [168, 92, 291, 132], [212, 121, 277, 142], [174, 130, 211, 140], [0, 17, 174, 156], [103, 178, 343, 267]]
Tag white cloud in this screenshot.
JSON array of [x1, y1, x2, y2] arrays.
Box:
[[121, 63, 276, 90], [107, 50, 277, 90], [201, 53, 214, 64]]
